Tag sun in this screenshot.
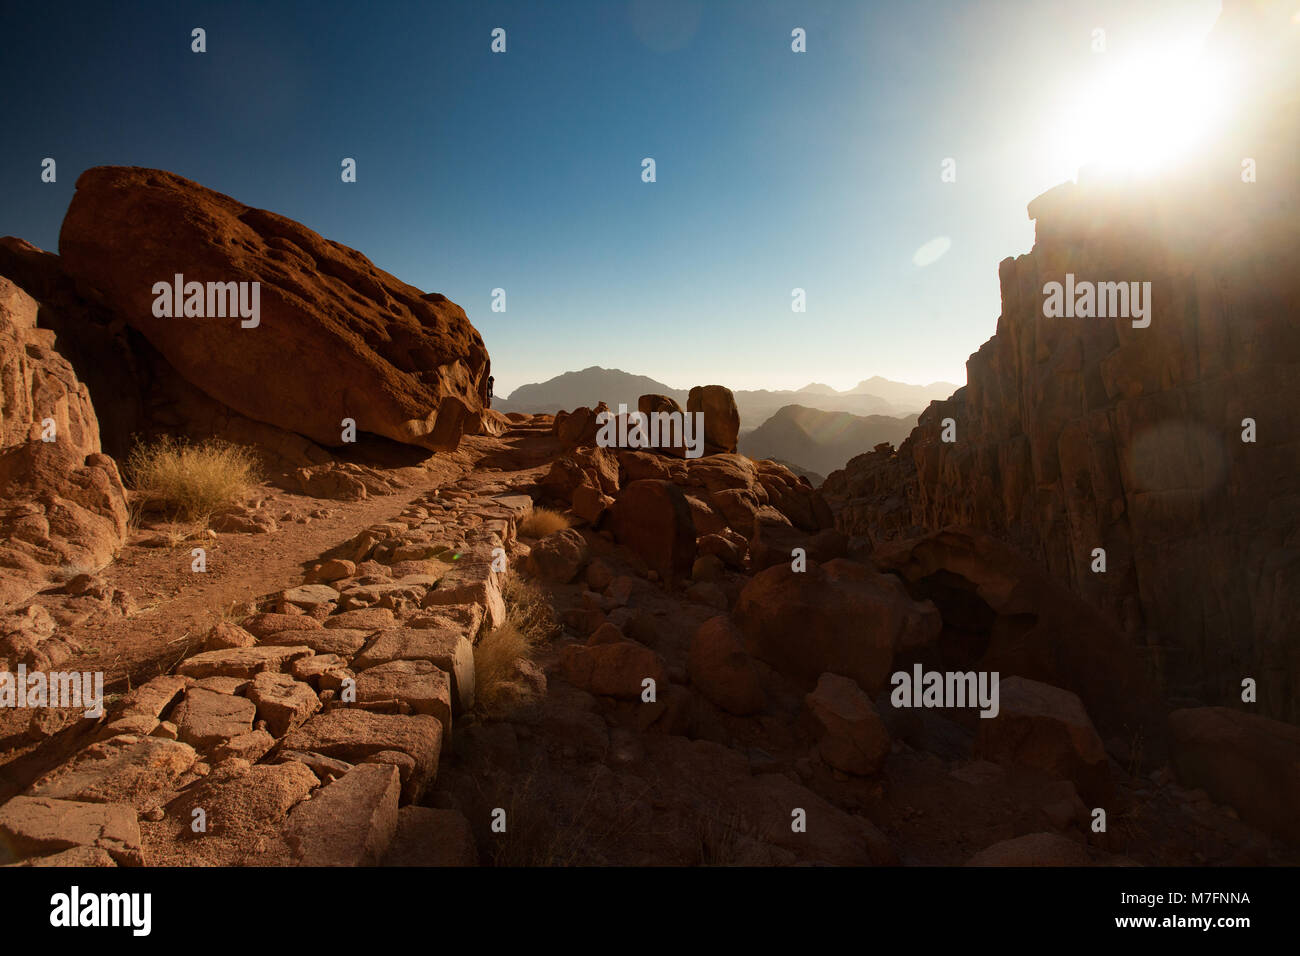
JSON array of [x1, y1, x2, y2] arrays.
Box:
[[1049, 32, 1233, 178]]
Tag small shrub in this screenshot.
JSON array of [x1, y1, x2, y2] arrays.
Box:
[[473, 573, 557, 716], [125, 436, 260, 520], [519, 506, 571, 538], [473, 620, 532, 715], [501, 573, 556, 645]]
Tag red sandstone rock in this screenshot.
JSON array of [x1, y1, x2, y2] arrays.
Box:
[[733, 559, 940, 693], [528, 528, 589, 584], [0, 278, 128, 609], [606, 480, 697, 585], [975, 676, 1112, 806], [686, 616, 765, 715], [686, 385, 740, 454], [560, 640, 666, 700], [805, 672, 890, 776], [58, 166, 490, 452]]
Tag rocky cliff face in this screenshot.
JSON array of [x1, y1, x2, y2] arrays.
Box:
[[825, 170, 1300, 720], [0, 277, 128, 609]]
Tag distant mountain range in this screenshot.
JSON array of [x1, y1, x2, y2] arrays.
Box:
[[739, 405, 918, 481], [498, 366, 957, 426]]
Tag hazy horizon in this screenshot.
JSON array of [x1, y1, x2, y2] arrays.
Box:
[[500, 364, 959, 401]]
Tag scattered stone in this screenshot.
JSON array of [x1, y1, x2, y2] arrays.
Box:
[[96, 714, 158, 740], [353, 627, 474, 713], [529, 528, 589, 584], [263, 764, 401, 866], [262, 627, 372, 658], [203, 620, 256, 651], [275, 750, 354, 783], [8, 845, 118, 867], [355, 660, 453, 737], [805, 673, 890, 776], [311, 558, 356, 583], [118, 674, 190, 720], [247, 672, 321, 737], [966, 832, 1093, 866], [280, 584, 341, 610], [171, 688, 257, 749], [241, 612, 322, 639], [212, 729, 276, 763], [1169, 707, 1300, 844], [325, 608, 397, 630], [281, 710, 443, 803], [0, 796, 143, 866], [29, 734, 196, 812], [176, 644, 314, 679], [560, 640, 666, 700]]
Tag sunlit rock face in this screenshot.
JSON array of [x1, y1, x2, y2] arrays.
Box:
[[58, 166, 492, 453], [824, 5, 1300, 721]]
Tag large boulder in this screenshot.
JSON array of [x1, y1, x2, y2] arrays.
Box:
[[733, 559, 940, 693], [638, 393, 683, 417], [58, 166, 490, 452], [606, 480, 696, 584], [555, 403, 608, 448], [805, 672, 891, 776], [687, 616, 765, 715], [528, 528, 589, 584], [560, 639, 666, 700], [686, 385, 740, 455], [1168, 707, 1300, 844], [975, 677, 1112, 806]]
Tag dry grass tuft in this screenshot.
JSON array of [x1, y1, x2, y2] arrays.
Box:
[[473, 573, 557, 717], [125, 435, 260, 521], [518, 506, 571, 538], [500, 573, 555, 646], [473, 620, 533, 715]]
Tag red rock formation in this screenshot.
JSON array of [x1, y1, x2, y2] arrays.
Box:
[[686, 384, 740, 454], [0, 278, 128, 610], [58, 167, 491, 453]]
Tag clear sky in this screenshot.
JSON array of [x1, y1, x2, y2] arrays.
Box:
[[0, 0, 1222, 397]]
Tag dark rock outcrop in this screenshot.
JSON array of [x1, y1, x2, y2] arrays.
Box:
[[824, 170, 1300, 720]]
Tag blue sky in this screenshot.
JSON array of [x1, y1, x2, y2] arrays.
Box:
[[0, 0, 1221, 396]]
